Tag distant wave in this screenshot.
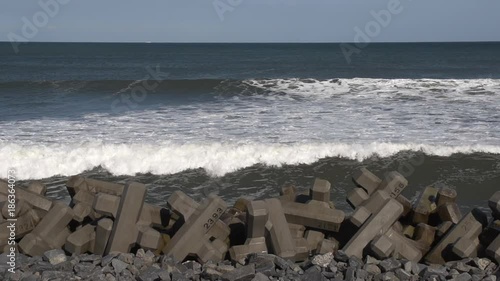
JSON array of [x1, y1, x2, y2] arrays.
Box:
[[1, 142, 500, 180], [1, 78, 499, 99]]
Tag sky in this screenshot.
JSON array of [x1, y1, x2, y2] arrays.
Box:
[[1, 0, 500, 43]]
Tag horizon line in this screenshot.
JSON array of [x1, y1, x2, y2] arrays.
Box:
[[0, 40, 499, 44]]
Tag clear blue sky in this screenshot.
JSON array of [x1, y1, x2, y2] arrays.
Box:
[[2, 0, 499, 43]]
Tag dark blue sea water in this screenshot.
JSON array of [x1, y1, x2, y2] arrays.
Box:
[[0, 42, 499, 209]]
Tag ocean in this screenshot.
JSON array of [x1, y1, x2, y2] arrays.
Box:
[[0, 42, 499, 211]]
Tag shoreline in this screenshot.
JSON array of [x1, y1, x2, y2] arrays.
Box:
[[1, 167, 499, 280]]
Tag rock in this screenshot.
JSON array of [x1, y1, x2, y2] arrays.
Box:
[[183, 260, 202, 274], [301, 266, 327, 281], [334, 250, 349, 262], [403, 261, 419, 275], [273, 255, 291, 270], [252, 257, 275, 276], [40, 271, 75, 280], [322, 271, 337, 278], [395, 268, 412, 281], [356, 268, 369, 280], [379, 258, 402, 272], [471, 274, 485, 281], [74, 262, 96, 278], [474, 258, 491, 270], [379, 271, 400, 281], [221, 264, 255, 281], [137, 267, 162, 281], [111, 258, 128, 274], [217, 264, 236, 274], [348, 256, 363, 269], [117, 253, 134, 264], [366, 255, 380, 265], [344, 267, 356, 281], [455, 273, 473, 281], [79, 254, 102, 263], [311, 252, 334, 268], [483, 276, 497, 281], [420, 266, 448, 280], [365, 263, 382, 275], [251, 272, 270, 281], [101, 253, 119, 267], [202, 267, 224, 280], [42, 249, 67, 265], [158, 269, 171, 281]]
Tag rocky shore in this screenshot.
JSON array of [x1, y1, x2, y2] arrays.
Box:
[[1, 167, 499, 280], [1, 248, 499, 281]]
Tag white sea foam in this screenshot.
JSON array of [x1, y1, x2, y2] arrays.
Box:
[[2, 77, 500, 180], [1, 142, 499, 180], [242, 78, 500, 100]]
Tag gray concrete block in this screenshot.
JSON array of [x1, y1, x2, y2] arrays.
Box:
[[402, 225, 415, 239], [19, 202, 74, 256], [27, 181, 47, 196], [343, 198, 403, 259], [294, 237, 309, 261], [229, 238, 267, 263], [93, 193, 120, 218], [15, 209, 45, 238], [163, 194, 227, 262], [395, 195, 413, 217], [378, 171, 408, 198], [305, 230, 325, 254], [288, 223, 306, 238], [137, 224, 162, 252], [198, 237, 228, 263], [362, 190, 390, 214], [347, 188, 369, 209], [0, 185, 52, 212], [280, 185, 297, 202], [2, 199, 30, 219], [485, 234, 500, 264], [352, 168, 382, 195], [66, 176, 124, 197], [371, 234, 394, 259], [247, 200, 268, 239], [452, 236, 479, 259], [233, 198, 250, 213], [93, 218, 113, 255], [317, 238, 339, 255], [384, 228, 423, 262], [489, 191, 500, 219], [349, 206, 371, 228], [264, 198, 296, 260], [310, 178, 331, 202], [72, 203, 92, 222], [437, 187, 457, 207], [412, 186, 438, 224], [436, 221, 453, 238], [73, 190, 95, 206], [207, 220, 231, 242], [281, 200, 344, 232], [414, 223, 436, 251], [106, 182, 146, 253], [425, 208, 487, 264], [437, 202, 462, 224], [65, 224, 96, 254], [167, 190, 198, 220]]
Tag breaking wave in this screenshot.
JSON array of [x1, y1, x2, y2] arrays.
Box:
[[1, 142, 500, 180]]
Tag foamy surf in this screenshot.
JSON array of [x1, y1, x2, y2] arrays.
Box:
[[1, 142, 500, 180]]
